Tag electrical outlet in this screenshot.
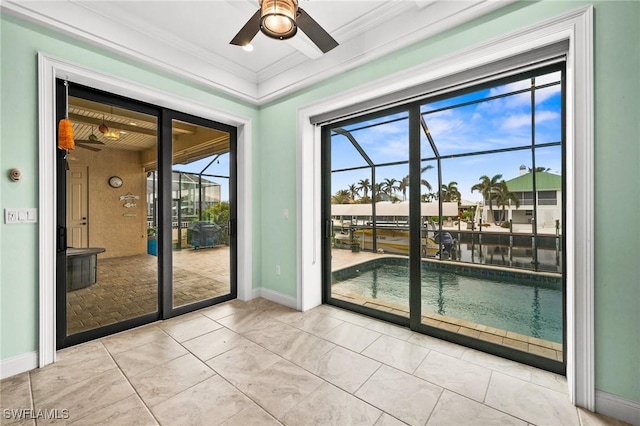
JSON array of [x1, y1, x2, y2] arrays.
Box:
[[283, 208, 289, 219], [275, 265, 281, 275]]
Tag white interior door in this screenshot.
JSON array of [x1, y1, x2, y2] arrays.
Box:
[[67, 165, 88, 248]]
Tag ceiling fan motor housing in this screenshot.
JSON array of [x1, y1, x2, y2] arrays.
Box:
[[260, 0, 298, 40]]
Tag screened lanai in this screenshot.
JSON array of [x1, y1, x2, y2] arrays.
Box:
[[324, 63, 565, 369]]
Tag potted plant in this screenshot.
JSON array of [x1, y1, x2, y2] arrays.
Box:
[[147, 226, 157, 256]]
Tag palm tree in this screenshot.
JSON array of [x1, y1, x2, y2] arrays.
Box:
[[494, 181, 521, 224], [398, 176, 410, 200], [374, 182, 385, 202], [421, 165, 434, 192], [382, 178, 398, 199], [331, 189, 352, 204], [357, 178, 371, 199], [471, 174, 503, 223], [347, 183, 359, 201], [440, 181, 461, 203]]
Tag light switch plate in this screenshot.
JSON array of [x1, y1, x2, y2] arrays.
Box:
[[4, 208, 37, 224]]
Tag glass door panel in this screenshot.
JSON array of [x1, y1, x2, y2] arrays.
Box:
[[323, 64, 565, 372], [171, 118, 232, 309], [64, 94, 159, 337], [328, 111, 411, 318], [418, 69, 564, 363]]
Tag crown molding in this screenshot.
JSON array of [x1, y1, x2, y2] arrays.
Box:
[[2, 0, 513, 105], [1, 1, 259, 103]]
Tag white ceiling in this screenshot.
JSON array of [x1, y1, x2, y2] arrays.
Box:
[[2, 0, 513, 105]]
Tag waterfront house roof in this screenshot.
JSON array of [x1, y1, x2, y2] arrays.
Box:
[[505, 172, 561, 192]]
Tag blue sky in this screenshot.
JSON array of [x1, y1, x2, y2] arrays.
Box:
[[331, 71, 563, 202]]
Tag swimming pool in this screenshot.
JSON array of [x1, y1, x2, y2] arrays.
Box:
[[332, 257, 563, 343]]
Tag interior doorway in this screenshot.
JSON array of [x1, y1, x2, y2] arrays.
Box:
[[66, 165, 88, 249], [55, 80, 237, 348]]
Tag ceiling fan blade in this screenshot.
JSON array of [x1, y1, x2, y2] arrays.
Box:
[[75, 139, 105, 145], [76, 144, 101, 152], [230, 9, 261, 46], [297, 8, 338, 53]]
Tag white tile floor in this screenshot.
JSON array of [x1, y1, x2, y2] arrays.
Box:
[[0, 298, 630, 426]]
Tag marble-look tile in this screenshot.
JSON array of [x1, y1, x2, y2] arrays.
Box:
[[305, 346, 381, 394], [216, 311, 283, 334], [321, 322, 381, 353], [484, 372, 579, 425], [406, 333, 466, 358], [68, 394, 157, 425], [461, 349, 532, 381], [0, 373, 33, 425], [274, 310, 344, 336], [414, 351, 492, 402], [30, 347, 117, 397], [183, 327, 251, 362], [221, 404, 282, 426], [101, 325, 168, 355], [261, 329, 336, 370], [241, 321, 303, 353], [55, 340, 104, 362], [365, 320, 413, 341], [129, 354, 214, 406], [530, 368, 568, 394], [207, 342, 281, 387], [374, 413, 407, 426], [33, 368, 134, 424], [248, 298, 297, 316], [111, 336, 188, 377], [0, 373, 32, 408], [577, 407, 633, 426], [426, 390, 526, 425], [200, 300, 253, 320], [282, 383, 381, 426], [237, 359, 324, 419], [318, 306, 374, 327], [355, 365, 442, 426], [159, 314, 222, 342], [362, 335, 429, 374], [151, 375, 252, 425]]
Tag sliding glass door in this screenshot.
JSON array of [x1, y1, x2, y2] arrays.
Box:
[[326, 110, 411, 319], [165, 111, 236, 316], [323, 64, 565, 373], [56, 82, 237, 348]]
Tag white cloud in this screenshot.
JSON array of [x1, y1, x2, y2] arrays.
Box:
[[501, 110, 559, 130], [501, 114, 531, 130]]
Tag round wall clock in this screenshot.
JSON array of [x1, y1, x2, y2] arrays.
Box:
[[108, 176, 123, 188]]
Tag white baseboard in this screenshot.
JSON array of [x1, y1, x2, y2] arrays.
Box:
[[0, 351, 38, 380], [251, 287, 298, 310], [596, 390, 640, 426]]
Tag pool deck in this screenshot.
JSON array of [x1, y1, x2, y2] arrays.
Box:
[[331, 248, 563, 362]]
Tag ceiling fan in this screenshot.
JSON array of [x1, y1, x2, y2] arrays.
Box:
[[230, 0, 338, 54], [75, 127, 104, 152]]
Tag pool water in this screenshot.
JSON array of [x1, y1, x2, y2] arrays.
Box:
[[332, 261, 562, 343]]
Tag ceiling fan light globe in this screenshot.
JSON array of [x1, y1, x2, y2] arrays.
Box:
[[260, 0, 297, 39]]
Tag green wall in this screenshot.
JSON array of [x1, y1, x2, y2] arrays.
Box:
[[1, 0, 639, 405], [256, 1, 640, 403], [0, 15, 261, 361]]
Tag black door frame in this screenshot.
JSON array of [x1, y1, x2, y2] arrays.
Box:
[[321, 64, 567, 375], [55, 80, 238, 349]]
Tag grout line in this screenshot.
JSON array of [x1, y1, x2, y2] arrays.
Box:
[[101, 343, 162, 426], [482, 370, 493, 403], [423, 386, 445, 426]]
